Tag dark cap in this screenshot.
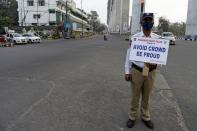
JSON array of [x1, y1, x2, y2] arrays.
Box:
[[142, 13, 154, 20]]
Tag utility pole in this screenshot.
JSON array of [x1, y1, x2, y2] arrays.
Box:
[[141, 0, 145, 13], [65, 0, 68, 38], [23, 0, 25, 26], [37, 0, 39, 26], [66, 0, 68, 26], [81, 0, 83, 37], [20, 0, 23, 26], [48, 0, 50, 25], [140, 0, 145, 30], [66, 1, 68, 21], [120, 0, 123, 35]]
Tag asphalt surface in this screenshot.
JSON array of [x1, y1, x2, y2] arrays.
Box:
[[159, 40, 197, 131], [0, 36, 195, 131]]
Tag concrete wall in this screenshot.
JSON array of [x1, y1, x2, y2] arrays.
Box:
[[131, 0, 146, 35], [186, 0, 197, 36], [120, 0, 130, 34], [107, 0, 130, 34]]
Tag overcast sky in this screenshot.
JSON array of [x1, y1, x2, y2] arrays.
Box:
[[74, 0, 188, 25]]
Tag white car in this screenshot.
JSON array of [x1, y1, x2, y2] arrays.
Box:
[[23, 33, 41, 43], [6, 33, 28, 45], [162, 32, 176, 45]]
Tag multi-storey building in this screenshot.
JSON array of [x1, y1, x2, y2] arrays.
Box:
[[0, 0, 9, 4], [0, 0, 11, 6], [107, 0, 130, 34], [16, 0, 91, 31]]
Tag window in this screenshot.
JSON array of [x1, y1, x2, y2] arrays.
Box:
[[49, 9, 55, 14], [27, 0, 34, 6], [1, 0, 7, 3], [32, 23, 37, 26], [33, 14, 41, 19], [38, 0, 45, 6], [49, 21, 56, 25]]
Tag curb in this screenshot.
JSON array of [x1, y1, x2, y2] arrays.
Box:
[[153, 70, 189, 131]]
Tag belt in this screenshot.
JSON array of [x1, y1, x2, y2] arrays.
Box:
[[132, 63, 157, 72]]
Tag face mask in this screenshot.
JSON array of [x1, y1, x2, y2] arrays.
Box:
[[142, 23, 154, 30]]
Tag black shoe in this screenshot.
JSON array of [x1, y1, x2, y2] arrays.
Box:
[[142, 119, 154, 129], [126, 119, 135, 128]]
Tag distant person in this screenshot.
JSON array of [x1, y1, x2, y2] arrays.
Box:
[[124, 13, 161, 129], [104, 34, 107, 41]]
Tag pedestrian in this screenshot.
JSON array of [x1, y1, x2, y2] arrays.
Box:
[[104, 34, 107, 41], [124, 13, 161, 129]]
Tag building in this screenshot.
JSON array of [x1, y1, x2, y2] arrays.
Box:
[[186, 0, 197, 36], [0, 0, 11, 6], [0, 0, 9, 4], [107, 0, 130, 34], [16, 0, 91, 32]]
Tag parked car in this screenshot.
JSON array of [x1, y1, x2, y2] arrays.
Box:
[[0, 34, 6, 47], [23, 33, 41, 43], [162, 32, 176, 45], [193, 35, 197, 41], [6, 33, 28, 45], [184, 35, 193, 41]]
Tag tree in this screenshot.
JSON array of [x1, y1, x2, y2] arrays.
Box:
[[0, 0, 18, 27], [8, 0, 18, 25], [157, 17, 185, 36], [157, 17, 170, 33], [88, 10, 106, 33], [95, 23, 107, 33], [169, 22, 185, 36], [0, 16, 12, 27]]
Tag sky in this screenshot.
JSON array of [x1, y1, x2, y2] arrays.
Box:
[[74, 0, 188, 25]]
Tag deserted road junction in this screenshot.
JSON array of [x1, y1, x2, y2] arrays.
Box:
[[0, 36, 196, 131]]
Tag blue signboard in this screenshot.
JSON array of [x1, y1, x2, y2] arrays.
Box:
[[64, 22, 72, 29]]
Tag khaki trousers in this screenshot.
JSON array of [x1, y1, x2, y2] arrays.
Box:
[[129, 67, 156, 121]]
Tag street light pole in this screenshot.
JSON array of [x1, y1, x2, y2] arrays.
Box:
[[140, 0, 145, 31], [20, 0, 25, 26], [81, 0, 83, 37], [20, 0, 23, 26], [66, 1, 68, 24], [37, 0, 39, 26]]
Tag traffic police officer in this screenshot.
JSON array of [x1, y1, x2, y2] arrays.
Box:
[[124, 13, 161, 129]]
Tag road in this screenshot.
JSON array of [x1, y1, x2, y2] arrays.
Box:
[[0, 36, 196, 131], [160, 40, 197, 131]]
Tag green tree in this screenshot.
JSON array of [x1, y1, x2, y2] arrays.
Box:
[[157, 17, 170, 33], [157, 16, 185, 36], [169, 22, 185, 36], [0, 0, 18, 27], [9, 0, 18, 25], [95, 23, 107, 32], [0, 16, 12, 27]]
